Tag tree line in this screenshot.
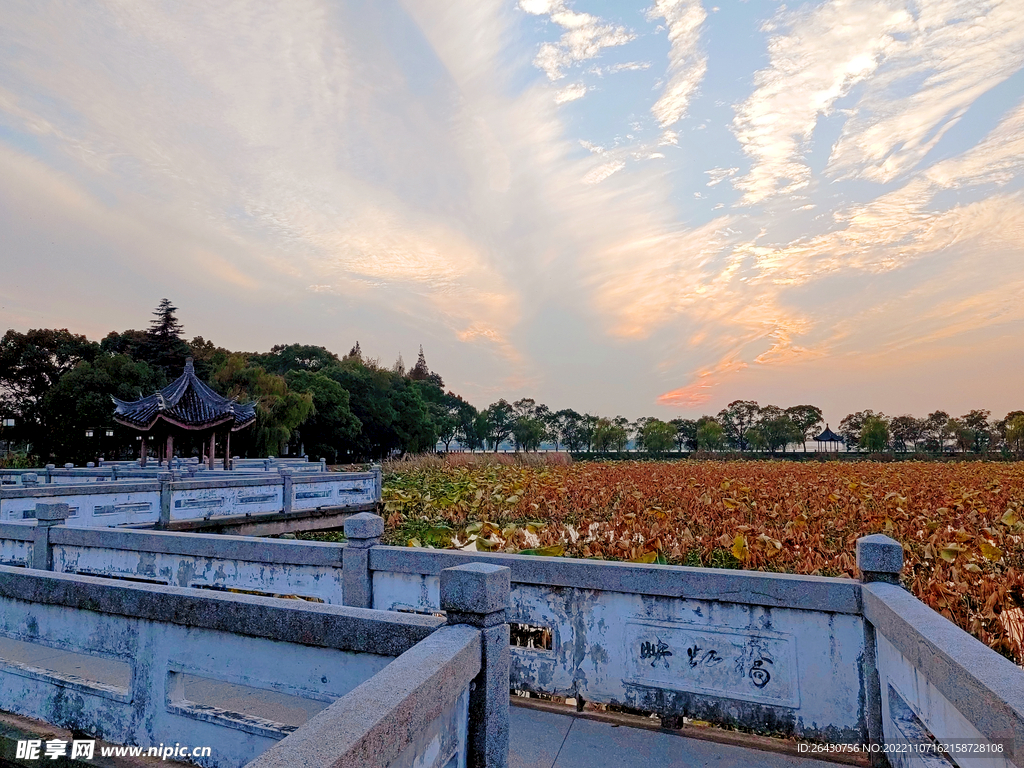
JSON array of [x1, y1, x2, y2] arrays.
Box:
[[459, 401, 1024, 457], [0, 301, 456, 463], [2, 302, 1022, 464]]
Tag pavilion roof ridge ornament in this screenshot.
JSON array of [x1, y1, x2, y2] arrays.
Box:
[[111, 358, 256, 433]]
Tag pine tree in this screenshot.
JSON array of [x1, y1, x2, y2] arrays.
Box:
[[144, 299, 190, 377], [347, 341, 362, 360], [409, 346, 430, 381], [149, 299, 185, 339]]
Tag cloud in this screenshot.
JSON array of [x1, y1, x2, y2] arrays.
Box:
[[647, 0, 708, 127], [582, 160, 626, 184], [520, 0, 635, 81], [607, 61, 652, 73], [555, 83, 588, 103], [658, 355, 748, 407], [4, 0, 1024, 420], [705, 167, 738, 187], [731, 0, 912, 205], [0, 0, 529, 363], [745, 96, 1024, 285], [828, 0, 1024, 183]]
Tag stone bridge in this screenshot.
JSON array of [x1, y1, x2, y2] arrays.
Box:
[[0, 508, 1021, 767], [0, 463, 380, 536]]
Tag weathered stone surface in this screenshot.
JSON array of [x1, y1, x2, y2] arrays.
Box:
[[441, 563, 511, 619], [48, 525, 345, 565], [344, 512, 384, 544], [33, 503, 70, 524], [863, 582, 1024, 762], [245, 625, 481, 768], [372, 546, 862, 613], [470, 623, 510, 768], [440, 564, 512, 767], [343, 547, 372, 609], [0, 565, 439, 656], [856, 534, 903, 582]]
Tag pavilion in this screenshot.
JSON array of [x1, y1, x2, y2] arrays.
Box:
[[111, 358, 256, 469], [814, 424, 844, 452]]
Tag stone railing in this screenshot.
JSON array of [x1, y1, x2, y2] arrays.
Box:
[[0, 468, 380, 529], [0, 560, 511, 768], [0, 509, 1021, 764], [856, 535, 1023, 768], [0, 457, 329, 486]]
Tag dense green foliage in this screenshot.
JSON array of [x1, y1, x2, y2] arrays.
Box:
[[0, 302, 449, 462]]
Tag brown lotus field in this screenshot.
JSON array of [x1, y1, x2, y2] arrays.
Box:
[[382, 458, 1024, 664]]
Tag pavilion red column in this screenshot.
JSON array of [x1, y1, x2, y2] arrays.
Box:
[[140, 436, 147, 468], [165, 434, 174, 467], [208, 431, 216, 470], [223, 430, 231, 471]]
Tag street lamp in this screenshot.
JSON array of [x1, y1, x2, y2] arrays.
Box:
[[0, 417, 12, 454]]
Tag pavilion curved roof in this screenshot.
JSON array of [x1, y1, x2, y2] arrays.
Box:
[[814, 425, 843, 443], [112, 358, 256, 432]]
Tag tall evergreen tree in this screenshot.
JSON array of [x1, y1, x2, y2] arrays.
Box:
[[409, 346, 430, 381], [144, 299, 190, 376], [407, 345, 444, 389]]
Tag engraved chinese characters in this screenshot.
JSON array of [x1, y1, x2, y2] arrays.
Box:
[[625, 620, 798, 708], [640, 639, 673, 667]]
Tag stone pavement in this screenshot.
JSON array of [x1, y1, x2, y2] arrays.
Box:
[[509, 704, 850, 768]]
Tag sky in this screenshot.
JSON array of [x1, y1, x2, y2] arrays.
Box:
[[1, 0, 1023, 426]]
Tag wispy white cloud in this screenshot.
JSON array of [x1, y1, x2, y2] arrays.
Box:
[[582, 160, 626, 184], [705, 166, 738, 186], [746, 96, 1024, 285], [647, 0, 708, 127], [520, 0, 636, 81], [555, 83, 588, 103], [731, 0, 911, 205], [829, 0, 1024, 183], [608, 61, 652, 73]]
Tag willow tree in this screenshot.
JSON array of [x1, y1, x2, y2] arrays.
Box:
[[214, 355, 313, 457]]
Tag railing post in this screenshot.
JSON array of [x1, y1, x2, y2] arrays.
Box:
[[857, 534, 903, 767], [44, 464, 54, 483], [371, 463, 382, 501], [341, 512, 383, 608], [31, 503, 70, 570], [857, 533, 903, 585], [280, 467, 294, 514], [441, 563, 511, 768], [158, 471, 172, 529], [22, 472, 38, 487]]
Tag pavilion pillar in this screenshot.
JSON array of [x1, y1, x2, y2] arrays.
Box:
[[140, 436, 147, 468], [208, 431, 216, 470], [223, 431, 231, 471], [165, 434, 174, 467]]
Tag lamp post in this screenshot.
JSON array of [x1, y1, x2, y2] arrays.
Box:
[[1, 417, 15, 455]]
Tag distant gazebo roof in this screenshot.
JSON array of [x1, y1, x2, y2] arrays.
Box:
[[112, 358, 256, 432], [814, 425, 843, 445]]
